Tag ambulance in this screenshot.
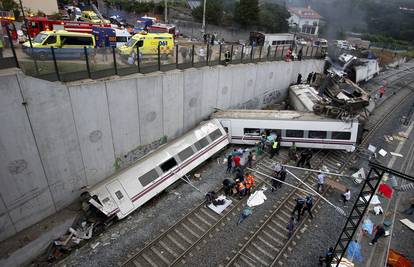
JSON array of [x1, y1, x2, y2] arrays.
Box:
[[117, 32, 174, 58]]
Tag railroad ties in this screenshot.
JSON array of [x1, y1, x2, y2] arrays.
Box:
[[225, 150, 347, 267]]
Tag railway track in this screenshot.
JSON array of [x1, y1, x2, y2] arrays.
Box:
[[121, 149, 328, 267], [121, 64, 414, 267], [224, 78, 414, 267]]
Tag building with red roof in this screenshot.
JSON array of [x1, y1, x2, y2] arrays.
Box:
[[288, 6, 322, 36]]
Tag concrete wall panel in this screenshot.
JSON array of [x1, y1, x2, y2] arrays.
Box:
[[230, 65, 245, 107], [216, 66, 233, 109], [18, 75, 87, 210], [200, 67, 219, 119], [137, 74, 164, 144], [106, 78, 141, 157], [0, 73, 53, 212], [183, 68, 203, 131], [69, 83, 115, 186], [162, 70, 184, 139], [0, 214, 16, 241], [241, 64, 257, 104], [9, 189, 55, 232]]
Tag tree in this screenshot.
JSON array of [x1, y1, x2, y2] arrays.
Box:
[[0, 0, 20, 19], [258, 3, 290, 33], [192, 0, 224, 25], [234, 0, 259, 27]]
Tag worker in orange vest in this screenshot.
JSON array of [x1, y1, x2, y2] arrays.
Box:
[[236, 179, 247, 198], [244, 172, 255, 196]]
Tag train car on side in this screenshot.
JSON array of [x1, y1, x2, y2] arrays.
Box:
[[85, 119, 229, 219], [212, 109, 359, 152]]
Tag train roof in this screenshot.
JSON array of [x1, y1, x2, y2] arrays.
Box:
[[88, 119, 223, 190], [211, 109, 354, 122]]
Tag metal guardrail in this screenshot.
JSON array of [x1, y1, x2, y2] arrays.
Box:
[[0, 29, 324, 82]]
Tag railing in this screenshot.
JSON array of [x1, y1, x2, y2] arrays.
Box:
[[0, 34, 324, 82]]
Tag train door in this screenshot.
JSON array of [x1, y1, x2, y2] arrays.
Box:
[[106, 180, 134, 215], [219, 120, 231, 140]]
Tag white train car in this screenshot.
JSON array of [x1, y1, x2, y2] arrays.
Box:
[[355, 59, 379, 83], [86, 119, 229, 219], [212, 110, 359, 152]]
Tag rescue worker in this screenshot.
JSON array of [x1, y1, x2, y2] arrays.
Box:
[[235, 168, 244, 182], [298, 48, 303, 61], [275, 135, 281, 155], [224, 50, 231, 65], [297, 149, 312, 168], [379, 86, 385, 98], [244, 172, 255, 196], [286, 216, 295, 238], [247, 152, 253, 168], [223, 178, 236, 196], [233, 154, 241, 170], [285, 47, 292, 61], [271, 163, 286, 192], [301, 195, 314, 219], [289, 141, 298, 161], [369, 225, 386, 245], [226, 154, 232, 173], [292, 196, 305, 221], [236, 179, 247, 198], [260, 132, 267, 151], [297, 73, 302, 84], [307, 72, 313, 84], [319, 247, 334, 266], [317, 172, 326, 193], [269, 139, 278, 159]]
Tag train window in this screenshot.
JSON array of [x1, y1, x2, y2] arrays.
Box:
[[102, 197, 110, 205], [244, 128, 260, 136], [115, 190, 124, 200], [195, 136, 210, 150], [178, 146, 195, 162], [265, 129, 281, 137], [224, 127, 229, 133], [332, 131, 351, 140], [139, 169, 159, 187], [286, 130, 304, 138], [160, 158, 178, 172], [309, 131, 327, 139], [209, 129, 222, 141]]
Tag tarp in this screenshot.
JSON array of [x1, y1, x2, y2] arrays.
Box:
[[247, 190, 267, 207], [347, 241, 363, 263], [378, 183, 393, 199], [387, 249, 413, 267], [362, 218, 374, 235]]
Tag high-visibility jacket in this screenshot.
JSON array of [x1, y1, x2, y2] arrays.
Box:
[[237, 182, 245, 191], [244, 175, 255, 189], [272, 141, 278, 149], [0, 39, 3, 48]]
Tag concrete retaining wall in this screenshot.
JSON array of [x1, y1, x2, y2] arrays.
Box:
[[0, 59, 324, 242]]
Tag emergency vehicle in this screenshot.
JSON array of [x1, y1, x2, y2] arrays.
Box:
[[80, 11, 110, 24], [249, 32, 294, 48], [148, 23, 176, 36], [22, 30, 95, 60], [117, 32, 174, 57], [93, 27, 131, 47], [25, 17, 111, 37]]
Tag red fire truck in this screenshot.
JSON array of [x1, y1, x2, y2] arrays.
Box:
[[24, 17, 111, 37]]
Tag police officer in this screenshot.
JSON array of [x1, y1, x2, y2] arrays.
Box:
[[224, 50, 231, 65]]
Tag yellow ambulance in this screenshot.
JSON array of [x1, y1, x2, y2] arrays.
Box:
[[117, 32, 174, 58]]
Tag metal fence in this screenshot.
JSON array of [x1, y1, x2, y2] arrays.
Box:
[[0, 34, 324, 82]]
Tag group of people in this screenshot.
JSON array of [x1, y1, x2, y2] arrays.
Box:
[[223, 149, 256, 199], [297, 71, 318, 85], [284, 47, 304, 62]]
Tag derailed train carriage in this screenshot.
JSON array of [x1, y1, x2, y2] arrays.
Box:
[[211, 109, 360, 152], [84, 110, 360, 220], [85, 119, 229, 219]]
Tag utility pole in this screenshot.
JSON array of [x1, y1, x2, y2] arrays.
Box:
[[202, 0, 206, 34], [164, 0, 168, 23]]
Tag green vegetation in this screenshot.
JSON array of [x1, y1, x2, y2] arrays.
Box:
[[191, 0, 224, 25], [258, 3, 290, 33], [0, 0, 20, 20], [234, 0, 259, 27]]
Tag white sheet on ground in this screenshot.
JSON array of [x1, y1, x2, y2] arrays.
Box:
[[208, 195, 232, 214], [359, 194, 381, 205], [247, 190, 267, 207], [379, 149, 388, 157]]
